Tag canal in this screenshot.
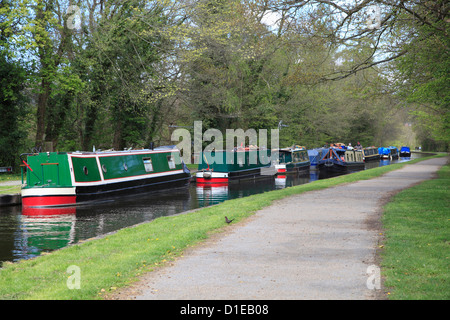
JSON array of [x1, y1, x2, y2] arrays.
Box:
[[0, 155, 419, 266]]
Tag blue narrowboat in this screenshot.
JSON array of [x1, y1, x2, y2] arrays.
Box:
[[318, 147, 365, 172], [379, 146, 399, 160], [400, 146, 411, 157], [307, 148, 327, 169], [378, 147, 389, 159]]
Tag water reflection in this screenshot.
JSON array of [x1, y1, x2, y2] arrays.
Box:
[[0, 155, 417, 265]]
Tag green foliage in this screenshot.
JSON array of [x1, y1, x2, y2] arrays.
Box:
[[392, 2, 450, 151], [1, 0, 447, 154], [0, 53, 29, 168]]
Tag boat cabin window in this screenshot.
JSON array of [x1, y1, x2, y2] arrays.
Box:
[[345, 152, 354, 162], [356, 152, 363, 162], [167, 155, 176, 169], [143, 158, 153, 172], [301, 151, 308, 161]]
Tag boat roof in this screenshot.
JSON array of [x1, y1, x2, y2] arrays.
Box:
[[279, 147, 306, 152], [55, 145, 180, 156]]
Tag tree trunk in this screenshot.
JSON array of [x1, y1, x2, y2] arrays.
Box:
[[113, 119, 123, 150], [35, 78, 50, 148]]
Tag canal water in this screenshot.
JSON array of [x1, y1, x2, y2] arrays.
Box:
[[0, 156, 418, 266]]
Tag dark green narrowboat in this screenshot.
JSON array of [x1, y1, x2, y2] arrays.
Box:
[[195, 148, 273, 185], [274, 147, 310, 174]]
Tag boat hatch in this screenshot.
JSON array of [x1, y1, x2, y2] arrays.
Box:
[[143, 158, 153, 172]]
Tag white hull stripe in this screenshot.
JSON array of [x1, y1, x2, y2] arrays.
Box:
[[22, 187, 76, 197], [195, 172, 229, 179]]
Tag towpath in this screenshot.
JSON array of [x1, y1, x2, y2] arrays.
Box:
[[0, 180, 21, 186], [111, 157, 447, 300]]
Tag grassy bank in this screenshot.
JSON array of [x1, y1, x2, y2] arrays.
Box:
[[0, 185, 20, 195], [0, 155, 445, 300], [0, 173, 21, 183], [0, 173, 21, 195], [381, 163, 449, 300]]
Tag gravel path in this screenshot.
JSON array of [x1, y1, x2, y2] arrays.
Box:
[[110, 157, 447, 300], [0, 180, 21, 186]]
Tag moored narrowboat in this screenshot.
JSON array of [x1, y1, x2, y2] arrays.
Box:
[[318, 147, 364, 172], [21, 146, 190, 208], [400, 146, 411, 157], [363, 147, 380, 161], [378, 146, 399, 160], [307, 148, 327, 169], [195, 148, 274, 185], [388, 146, 399, 159], [274, 146, 310, 174]]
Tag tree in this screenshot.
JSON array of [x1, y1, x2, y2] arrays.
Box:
[[0, 53, 28, 168], [80, 0, 171, 150], [181, 0, 282, 137], [0, 0, 30, 167], [391, 1, 449, 150], [261, 0, 448, 149]]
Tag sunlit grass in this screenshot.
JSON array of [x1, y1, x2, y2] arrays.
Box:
[[381, 163, 449, 300], [0, 173, 21, 183], [0, 174, 21, 194]]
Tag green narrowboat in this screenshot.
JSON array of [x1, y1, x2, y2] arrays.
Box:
[[21, 147, 190, 208]]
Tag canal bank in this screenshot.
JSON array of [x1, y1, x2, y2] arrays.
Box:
[[0, 180, 21, 206], [110, 156, 448, 300]]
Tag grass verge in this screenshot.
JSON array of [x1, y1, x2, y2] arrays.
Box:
[[381, 163, 449, 300], [0, 173, 21, 183], [0, 155, 445, 299], [0, 185, 21, 195]]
